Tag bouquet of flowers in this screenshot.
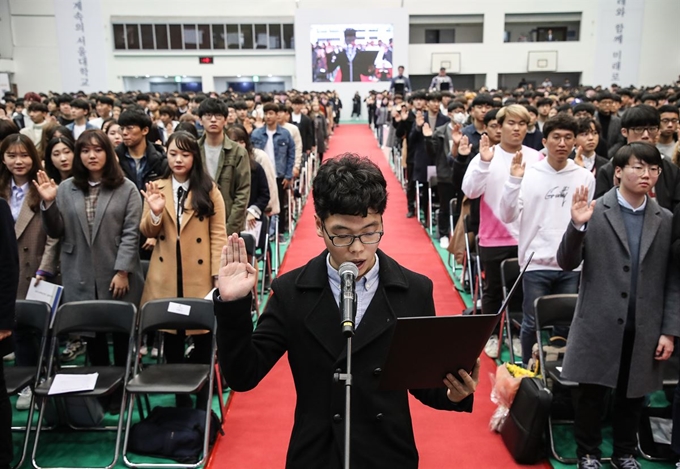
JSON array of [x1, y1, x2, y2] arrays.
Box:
[[489, 363, 536, 432]]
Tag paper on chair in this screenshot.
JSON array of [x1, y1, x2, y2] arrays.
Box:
[[168, 301, 191, 316], [556, 366, 562, 373], [48, 373, 99, 395]]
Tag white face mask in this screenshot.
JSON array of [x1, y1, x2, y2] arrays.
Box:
[[453, 113, 467, 125]]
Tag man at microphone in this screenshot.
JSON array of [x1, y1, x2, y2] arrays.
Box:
[[214, 154, 479, 469]]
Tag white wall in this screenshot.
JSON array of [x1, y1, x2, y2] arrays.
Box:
[[1, 0, 679, 95], [409, 24, 484, 44]]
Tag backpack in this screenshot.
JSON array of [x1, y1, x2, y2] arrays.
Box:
[[128, 406, 223, 463]]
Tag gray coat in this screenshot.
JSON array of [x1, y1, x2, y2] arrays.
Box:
[[557, 188, 680, 398], [42, 178, 143, 306]]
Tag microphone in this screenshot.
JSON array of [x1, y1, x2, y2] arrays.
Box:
[[338, 262, 359, 337]]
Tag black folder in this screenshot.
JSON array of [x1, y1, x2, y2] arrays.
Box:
[[379, 253, 533, 390]]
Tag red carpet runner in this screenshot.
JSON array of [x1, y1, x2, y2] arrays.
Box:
[[207, 124, 550, 468]]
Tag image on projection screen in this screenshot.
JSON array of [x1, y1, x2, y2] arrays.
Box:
[[311, 24, 393, 83]]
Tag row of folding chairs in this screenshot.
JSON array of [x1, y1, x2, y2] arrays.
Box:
[[8, 298, 218, 469]]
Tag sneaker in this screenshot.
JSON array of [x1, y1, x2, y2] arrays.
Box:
[[577, 455, 601, 469], [184, 342, 195, 358], [511, 337, 522, 358], [610, 455, 640, 469], [139, 345, 148, 356], [61, 339, 86, 362], [15, 386, 32, 411], [439, 237, 449, 249], [406, 210, 415, 218], [484, 335, 499, 359], [3, 352, 15, 362], [150, 347, 159, 358]]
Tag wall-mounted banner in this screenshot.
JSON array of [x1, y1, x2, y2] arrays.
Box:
[[593, 0, 645, 87], [53, 0, 107, 92]]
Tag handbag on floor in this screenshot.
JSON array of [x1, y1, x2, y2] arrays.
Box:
[[128, 406, 222, 463], [500, 377, 551, 464]]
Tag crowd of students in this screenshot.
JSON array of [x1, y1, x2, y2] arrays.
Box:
[[1, 80, 680, 468], [367, 81, 680, 469]]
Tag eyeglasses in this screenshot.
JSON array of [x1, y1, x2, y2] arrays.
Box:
[[661, 118, 679, 125], [548, 134, 575, 143], [625, 165, 662, 176], [321, 222, 384, 247], [202, 113, 225, 120], [628, 126, 659, 135]]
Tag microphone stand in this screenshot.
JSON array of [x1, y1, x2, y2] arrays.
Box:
[[334, 290, 357, 469]]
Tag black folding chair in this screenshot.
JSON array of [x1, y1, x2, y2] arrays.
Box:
[[447, 198, 458, 269], [122, 298, 218, 468], [255, 216, 273, 299], [239, 232, 260, 315], [534, 294, 580, 465], [497, 258, 524, 362], [7, 300, 51, 469], [31, 300, 137, 469]]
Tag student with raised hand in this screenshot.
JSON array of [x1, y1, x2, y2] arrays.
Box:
[[0, 134, 60, 410], [461, 104, 542, 316], [558, 143, 680, 469], [34, 129, 144, 373], [214, 154, 479, 469], [140, 131, 227, 409], [498, 114, 594, 366]]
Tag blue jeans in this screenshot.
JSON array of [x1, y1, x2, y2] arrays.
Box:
[[520, 270, 580, 365]]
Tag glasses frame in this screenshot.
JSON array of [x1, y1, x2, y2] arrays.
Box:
[[628, 126, 659, 135], [625, 165, 662, 177], [321, 221, 384, 247]]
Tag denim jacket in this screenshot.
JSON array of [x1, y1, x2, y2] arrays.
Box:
[[251, 125, 296, 180]]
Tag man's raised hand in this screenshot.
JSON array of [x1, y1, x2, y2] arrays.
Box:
[[422, 122, 433, 137], [570, 185, 596, 227], [510, 151, 525, 178], [217, 233, 257, 302], [479, 134, 494, 162]]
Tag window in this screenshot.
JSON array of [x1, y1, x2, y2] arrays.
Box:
[[425, 28, 455, 43], [113, 24, 126, 49], [410, 16, 483, 44], [198, 24, 211, 50], [226, 24, 239, 49], [241, 24, 254, 49], [126, 24, 140, 49], [268, 24, 281, 49], [254, 24, 268, 49], [140, 24, 154, 49], [111, 22, 293, 51], [155, 24, 168, 49], [212, 24, 225, 49], [169, 25, 183, 49], [283, 24, 294, 49], [183, 24, 197, 49]]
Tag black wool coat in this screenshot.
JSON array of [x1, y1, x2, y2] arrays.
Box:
[[215, 250, 472, 469]]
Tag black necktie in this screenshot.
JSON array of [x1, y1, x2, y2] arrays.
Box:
[[177, 186, 186, 233]]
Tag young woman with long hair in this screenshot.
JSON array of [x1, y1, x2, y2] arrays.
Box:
[[0, 134, 60, 409], [34, 129, 144, 374], [139, 131, 227, 408], [43, 136, 75, 184]]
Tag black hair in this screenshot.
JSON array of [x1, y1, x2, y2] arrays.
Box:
[[426, 92, 441, 102], [233, 100, 248, 111], [572, 103, 597, 116], [447, 101, 465, 113], [576, 116, 602, 135], [640, 93, 658, 104], [147, 124, 162, 144], [43, 136, 75, 183], [158, 105, 176, 118], [542, 113, 578, 138], [28, 102, 48, 113], [117, 108, 152, 131], [621, 104, 660, 129], [197, 98, 228, 118], [612, 142, 662, 169], [101, 118, 117, 135], [70, 98, 90, 111], [72, 129, 125, 192], [136, 93, 150, 102], [0, 134, 41, 211], [483, 109, 499, 126], [279, 104, 293, 115], [58, 94, 72, 105], [0, 120, 19, 143], [618, 89, 633, 98], [597, 91, 615, 102], [263, 103, 279, 114], [97, 96, 114, 106], [658, 104, 679, 116], [557, 104, 572, 114], [177, 93, 190, 101], [165, 131, 215, 218], [410, 90, 427, 101], [313, 154, 387, 220], [524, 105, 538, 115], [471, 94, 495, 107], [175, 122, 199, 138], [225, 125, 257, 170]]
